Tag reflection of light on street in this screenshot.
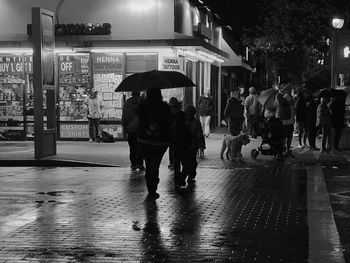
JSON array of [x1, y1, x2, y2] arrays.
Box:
[[344, 46, 350, 58], [128, 0, 157, 13]]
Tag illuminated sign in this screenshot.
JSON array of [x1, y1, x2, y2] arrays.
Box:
[[162, 57, 184, 72], [27, 23, 111, 36], [60, 123, 89, 138], [0, 55, 33, 74]]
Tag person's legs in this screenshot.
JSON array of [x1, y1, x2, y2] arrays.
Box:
[[141, 144, 168, 197], [298, 122, 305, 147], [88, 118, 94, 142], [168, 143, 174, 169], [247, 115, 254, 136], [308, 125, 317, 149], [199, 115, 206, 134], [321, 126, 329, 151], [127, 132, 138, 169], [204, 115, 211, 136], [334, 127, 343, 150], [92, 118, 100, 142]]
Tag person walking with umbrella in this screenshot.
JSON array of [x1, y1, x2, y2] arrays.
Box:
[[136, 88, 172, 199]]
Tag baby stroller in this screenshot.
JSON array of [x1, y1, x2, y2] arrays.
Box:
[[250, 116, 285, 160]]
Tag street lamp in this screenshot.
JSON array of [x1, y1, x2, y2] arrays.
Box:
[[330, 17, 345, 89], [332, 17, 345, 29]]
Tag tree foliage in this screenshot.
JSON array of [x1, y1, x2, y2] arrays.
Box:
[[241, 0, 350, 85]]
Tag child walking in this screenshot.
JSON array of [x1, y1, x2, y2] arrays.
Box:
[[184, 105, 206, 184], [170, 110, 193, 189]]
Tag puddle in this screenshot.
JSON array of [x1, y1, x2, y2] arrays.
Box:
[[36, 190, 75, 196]]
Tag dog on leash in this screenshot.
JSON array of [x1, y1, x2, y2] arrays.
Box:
[[220, 133, 250, 161]]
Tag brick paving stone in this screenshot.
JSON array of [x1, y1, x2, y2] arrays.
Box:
[[0, 162, 309, 262]]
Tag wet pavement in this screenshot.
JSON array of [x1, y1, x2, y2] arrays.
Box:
[[0, 132, 349, 262]]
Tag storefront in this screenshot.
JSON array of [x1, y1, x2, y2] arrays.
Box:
[[0, 0, 235, 140]]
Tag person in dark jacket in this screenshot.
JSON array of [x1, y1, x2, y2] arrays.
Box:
[[184, 105, 206, 184], [295, 88, 307, 148], [329, 90, 346, 151], [224, 90, 244, 136], [305, 94, 319, 150], [137, 88, 172, 199], [198, 88, 214, 138], [317, 97, 332, 152], [170, 110, 192, 189], [167, 97, 181, 170], [122, 91, 144, 171]]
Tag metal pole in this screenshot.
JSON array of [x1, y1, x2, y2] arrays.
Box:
[[330, 29, 336, 90]]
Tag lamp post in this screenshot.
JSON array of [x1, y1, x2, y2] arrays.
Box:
[[330, 17, 345, 90]]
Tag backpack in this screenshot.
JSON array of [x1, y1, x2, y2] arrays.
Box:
[[101, 130, 114, 143]]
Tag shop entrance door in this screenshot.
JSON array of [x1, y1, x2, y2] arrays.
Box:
[[32, 8, 57, 159]]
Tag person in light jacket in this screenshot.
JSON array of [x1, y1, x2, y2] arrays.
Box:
[[198, 88, 214, 137], [84, 89, 104, 143]]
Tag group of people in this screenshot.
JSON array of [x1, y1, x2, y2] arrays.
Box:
[[122, 88, 206, 199], [220, 82, 346, 158]]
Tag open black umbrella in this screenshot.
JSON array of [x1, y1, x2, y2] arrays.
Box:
[[115, 70, 195, 92]]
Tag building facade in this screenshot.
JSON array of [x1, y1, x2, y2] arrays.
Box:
[[0, 0, 248, 140]]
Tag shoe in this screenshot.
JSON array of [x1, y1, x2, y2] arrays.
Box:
[[187, 178, 196, 184], [89, 138, 93, 143], [311, 147, 320, 151], [130, 165, 137, 171], [168, 164, 174, 170], [147, 192, 160, 199], [297, 144, 303, 148]]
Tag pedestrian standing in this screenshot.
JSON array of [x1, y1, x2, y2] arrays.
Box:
[[122, 91, 145, 171], [305, 93, 319, 150], [275, 82, 295, 157], [184, 105, 206, 185], [170, 110, 192, 189], [84, 89, 104, 143], [316, 97, 332, 153], [329, 90, 346, 151], [244, 87, 261, 138], [137, 88, 172, 199], [224, 90, 244, 136], [198, 88, 214, 138], [167, 97, 181, 170], [295, 88, 307, 148]]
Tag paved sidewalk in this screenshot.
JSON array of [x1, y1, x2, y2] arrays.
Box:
[[1, 129, 350, 167], [0, 130, 349, 262]]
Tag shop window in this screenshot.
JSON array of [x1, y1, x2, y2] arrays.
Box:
[[0, 54, 30, 139], [58, 54, 90, 122]]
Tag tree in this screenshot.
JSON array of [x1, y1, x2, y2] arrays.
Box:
[[241, 0, 350, 87]]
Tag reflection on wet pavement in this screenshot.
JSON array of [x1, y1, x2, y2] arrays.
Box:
[[0, 164, 312, 262]]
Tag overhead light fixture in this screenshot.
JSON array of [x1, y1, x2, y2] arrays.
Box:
[[0, 48, 33, 55], [198, 0, 203, 3], [198, 50, 225, 63]]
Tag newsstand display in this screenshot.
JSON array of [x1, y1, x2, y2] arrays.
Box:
[[0, 54, 32, 140]]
